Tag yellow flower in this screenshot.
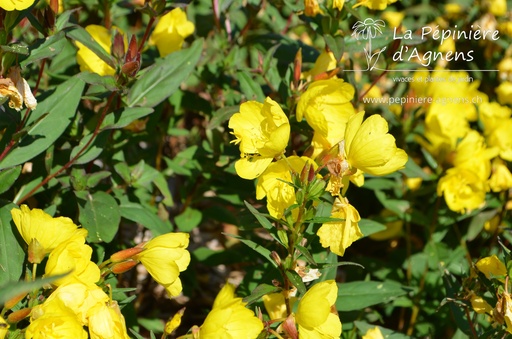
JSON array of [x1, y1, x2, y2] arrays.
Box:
[[296, 79, 356, 159], [88, 301, 130, 339], [476, 255, 507, 280], [363, 326, 384, 339], [11, 205, 87, 259], [76, 25, 116, 76], [44, 281, 109, 325], [304, 0, 323, 16], [295, 280, 341, 338], [45, 236, 101, 286], [369, 209, 403, 241], [149, 8, 195, 57], [229, 97, 290, 179], [437, 167, 486, 214], [262, 292, 297, 320], [478, 102, 511, 135], [0, 0, 35, 10], [469, 293, 493, 314], [353, 0, 397, 10], [301, 50, 338, 82], [332, 0, 344, 10], [489, 158, 512, 192], [483, 0, 507, 16], [504, 293, 512, 334], [199, 283, 264, 338], [487, 118, 512, 161], [0, 316, 8, 339], [317, 197, 363, 256], [381, 11, 404, 28], [496, 81, 512, 105], [26, 299, 87, 339], [344, 112, 408, 176], [453, 130, 498, 181], [256, 156, 316, 219], [136, 233, 190, 297]]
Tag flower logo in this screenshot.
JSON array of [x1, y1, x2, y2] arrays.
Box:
[[351, 18, 387, 70]]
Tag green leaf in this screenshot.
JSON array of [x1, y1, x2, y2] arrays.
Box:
[[207, 105, 239, 129], [442, 271, 471, 335], [296, 244, 316, 265], [0, 166, 21, 194], [175, 208, 202, 232], [244, 201, 275, 231], [242, 283, 281, 305], [324, 34, 344, 62], [77, 72, 118, 92], [86, 171, 111, 188], [336, 280, 407, 311], [119, 202, 171, 236], [75, 191, 121, 243], [224, 233, 277, 268], [286, 270, 306, 296], [0, 274, 68, 306], [21, 31, 68, 67], [0, 76, 85, 170], [127, 39, 203, 107], [359, 218, 387, 237], [65, 25, 115, 69], [70, 130, 109, 165], [0, 202, 25, 286], [238, 70, 265, 102], [100, 107, 154, 130], [467, 210, 497, 242]]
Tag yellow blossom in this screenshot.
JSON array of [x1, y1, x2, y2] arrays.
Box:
[[0, 316, 8, 339], [44, 281, 109, 325], [304, 0, 323, 16], [504, 293, 512, 334], [229, 97, 290, 179], [487, 118, 512, 161], [498, 57, 512, 82], [437, 167, 487, 213], [301, 50, 338, 82], [76, 25, 116, 76], [11, 205, 87, 258], [479, 102, 511, 135], [470, 293, 493, 314], [344, 112, 408, 176], [363, 326, 384, 339], [476, 255, 507, 280], [136, 232, 190, 297], [489, 158, 512, 192], [496, 82, 512, 105], [484, 0, 507, 16], [199, 283, 263, 338], [332, 0, 344, 10], [484, 214, 501, 233], [256, 156, 316, 219], [26, 299, 87, 339], [453, 130, 498, 181], [45, 236, 101, 286], [262, 292, 297, 320], [0, 0, 35, 10], [381, 11, 404, 28], [353, 0, 397, 10], [295, 280, 341, 338], [317, 197, 363, 256], [88, 301, 130, 339], [149, 8, 195, 57]]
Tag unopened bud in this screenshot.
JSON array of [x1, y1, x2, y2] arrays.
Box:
[[110, 260, 138, 274], [4, 293, 27, 310], [110, 247, 144, 262], [282, 313, 298, 339], [121, 60, 140, 77], [125, 35, 138, 63], [312, 67, 340, 81], [28, 238, 45, 264], [50, 0, 59, 13], [45, 7, 56, 28], [300, 162, 310, 183], [293, 48, 302, 90], [112, 32, 125, 60], [7, 308, 32, 323], [271, 251, 282, 266], [165, 308, 186, 334]]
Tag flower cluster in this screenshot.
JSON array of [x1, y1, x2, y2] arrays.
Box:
[[3, 205, 190, 338]]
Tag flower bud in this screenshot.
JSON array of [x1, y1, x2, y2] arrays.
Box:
[[110, 260, 138, 274], [121, 61, 140, 77], [271, 251, 282, 266], [49, 0, 59, 14], [4, 292, 27, 310], [293, 48, 302, 90], [112, 32, 125, 60], [28, 238, 46, 264], [7, 308, 32, 323], [282, 313, 298, 339], [110, 247, 144, 263]]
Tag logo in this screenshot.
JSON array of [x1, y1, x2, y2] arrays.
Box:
[[351, 18, 387, 71]]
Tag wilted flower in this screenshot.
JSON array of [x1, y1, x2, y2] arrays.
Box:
[[476, 255, 507, 280], [88, 301, 130, 339], [295, 280, 341, 338], [76, 25, 117, 76], [437, 167, 487, 213], [344, 112, 408, 176], [11, 205, 87, 262], [0, 67, 37, 111], [229, 97, 290, 179], [149, 8, 195, 57], [317, 197, 363, 256], [45, 236, 100, 286], [136, 232, 190, 297], [256, 156, 317, 219], [199, 283, 263, 338], [26, 299, 87, 339], [0, 0, 35, 10]]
